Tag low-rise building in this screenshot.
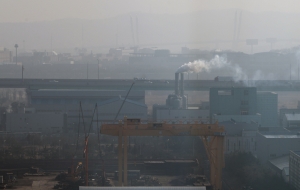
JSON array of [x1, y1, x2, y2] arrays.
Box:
[[220, 121, 258, 154], [283, 113, 300, 128], [256, 130, 300, 163]]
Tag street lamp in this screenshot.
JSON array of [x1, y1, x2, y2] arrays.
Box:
[[14, 44, 18, 65]]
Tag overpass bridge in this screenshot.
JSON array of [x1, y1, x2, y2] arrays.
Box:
[[0, 78, 299, 91]]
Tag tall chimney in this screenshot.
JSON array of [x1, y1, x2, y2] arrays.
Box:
[[180, 73, 184, 97], [175, 73, 179, 95]]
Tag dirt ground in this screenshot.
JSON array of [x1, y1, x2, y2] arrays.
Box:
[[13, 174, 58, 190]]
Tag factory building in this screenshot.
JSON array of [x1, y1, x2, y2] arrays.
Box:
[[210, 87, 257, 116], [290, 150, 300, 190], [221, 121, 258, 154], [152, 73, 209, 122], [279, 108, 300, 127], [20, 90, 147, 133], [210, 87, 278, 127], [256, 130, 300, 163], [209, 87, 258, 123], [257, 91, 278, 127], [282, 113, 300, 129]]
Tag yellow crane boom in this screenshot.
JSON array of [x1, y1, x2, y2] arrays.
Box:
[[100, 117, 225, 190]]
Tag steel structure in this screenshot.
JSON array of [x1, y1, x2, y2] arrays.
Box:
[[100, 117, 225, 190]]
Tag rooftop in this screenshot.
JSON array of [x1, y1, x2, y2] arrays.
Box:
[[291, 150, 300, 157], [269, 155, 289, 170], [285, 113, 300, 121], [264, 134, 300, 138]]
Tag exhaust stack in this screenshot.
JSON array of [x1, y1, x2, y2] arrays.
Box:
[[180, 73, 184, 97], [175, 73, 179, 96]]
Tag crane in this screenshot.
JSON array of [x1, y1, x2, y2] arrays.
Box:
[[100, 117, 225, 190]]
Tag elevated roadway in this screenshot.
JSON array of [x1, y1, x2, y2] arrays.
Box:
[[0, 78, 299, 91]]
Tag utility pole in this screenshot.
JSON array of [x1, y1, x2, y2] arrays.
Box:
[[14, 44, 18, 65]]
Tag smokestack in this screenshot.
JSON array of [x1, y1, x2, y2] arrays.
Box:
[[180, 73, 184, 97], [175, 73, 179, 95]]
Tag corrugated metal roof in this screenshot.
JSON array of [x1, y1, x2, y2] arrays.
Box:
[[30, 90, 145, 97], [98, 97, 147, 108], [79, 187, 206, 190], [264, 135, 300, 138], [269, 155, 289, 170], [285, 113, 300, 121]]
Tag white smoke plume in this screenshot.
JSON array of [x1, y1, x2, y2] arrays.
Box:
[[176, 55, 228, 73], [176, 54, 276, 87]]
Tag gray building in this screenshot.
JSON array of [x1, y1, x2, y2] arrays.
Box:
[[256, 130, 300, 163], [268, 155, 289, 183], [210, 87, 278, 127], [209, 87, 257, 120], [257, 92, 278, 127], [279, 108, 300, 127], [290, 150, 300, 190], [25, 90, 147, 132], [220, 121, 258, 154], [283, 114, 300, 128]]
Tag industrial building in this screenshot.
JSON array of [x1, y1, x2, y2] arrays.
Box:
[[210, 87, 278, 127], [19, 89, 147, 133], [220, 121, 258, 154], [210, 87, 257, 117], [209, 87, 259, 124], [152, 73, 209, 122], [256, 130, 300, 163], [290, 150, 300, 190], [279, 108, 300, 127], [283, 113, 300, 129]]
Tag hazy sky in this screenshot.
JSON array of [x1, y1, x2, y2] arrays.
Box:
[[2, 0, 300, 22]]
